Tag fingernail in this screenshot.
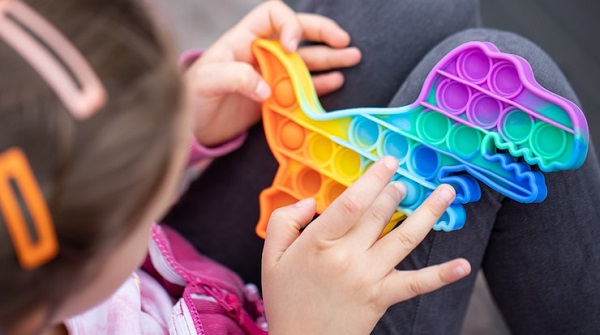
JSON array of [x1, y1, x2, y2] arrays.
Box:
[[438, 186, 455, 203], [391, 181, 407, 195], [454, 265, 467, 277], [255, 80, 271, 100], [383, 156, 398, 170], [287, 38, 298, 51], [295, 198, 315, 208]]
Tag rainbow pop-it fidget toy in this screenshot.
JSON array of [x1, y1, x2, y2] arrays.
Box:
[[252, 39, 589, 238]]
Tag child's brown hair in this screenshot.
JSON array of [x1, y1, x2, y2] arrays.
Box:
[[0, 0, 184, 330]]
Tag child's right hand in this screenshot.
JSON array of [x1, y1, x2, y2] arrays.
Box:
[[261, 156, 471, 335], [184, 0, 361, 147]]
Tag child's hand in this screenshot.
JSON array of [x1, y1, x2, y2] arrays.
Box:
[[184, 0, 361, 147], [261, 156, 471, 335]]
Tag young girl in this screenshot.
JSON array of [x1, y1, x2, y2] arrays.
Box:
[[0, 0, 470, 334]]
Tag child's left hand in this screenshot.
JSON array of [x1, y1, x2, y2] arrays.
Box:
[[261, 157, 471, 335], [184, 1, 361, 147]]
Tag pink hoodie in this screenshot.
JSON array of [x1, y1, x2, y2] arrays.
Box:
[[64, 134, 266, 335]]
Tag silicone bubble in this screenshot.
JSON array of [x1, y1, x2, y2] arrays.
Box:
[[530, 123, 568, 160], [490, 61, 523, 98], [349, 117, 381, 151], [457, 49, 492, 83], [273, 78, 296, 108], [331, 147, 362, 183], [409, 145, 441, 180], [447, 124, 482, 159], [253, 39, 589, 238], [377, 130, 411, 164], [467, 93, 502, 129], [305, 132, 333, 167], [417, 110, 451, 144], [436, 79, 471, 114], [293, 166, 322, 198], [500, 109, 534, 144], [277, 120, 305, 151]]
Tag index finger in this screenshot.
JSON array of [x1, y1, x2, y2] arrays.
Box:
[[371, 184, 456, 270], [235, 1, 302, 52], [307, 156, 398, 241], [297, 13, 351, 48]]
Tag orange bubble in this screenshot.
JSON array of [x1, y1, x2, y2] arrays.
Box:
[[279, 121, 305, 150], [295, 167, 322, 197], [323, 180, 346, 206], [274, 78, 295, 108]]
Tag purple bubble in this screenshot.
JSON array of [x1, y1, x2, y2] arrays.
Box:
[[490, 62, 523, 97], [467, 94, 502, 129], [437, 79, 471, 114], [458, 50, 491, 83]]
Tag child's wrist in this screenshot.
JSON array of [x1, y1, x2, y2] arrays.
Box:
[[179, 49, 203, 69], [188, 132, 247, 165]]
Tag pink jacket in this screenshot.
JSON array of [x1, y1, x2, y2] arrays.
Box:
[[64, 137, 267, 334], [65, 225, 267, 335]]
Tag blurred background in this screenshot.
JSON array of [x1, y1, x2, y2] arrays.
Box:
[[154, 0, 599, 334], [481, 0, 599, 153]]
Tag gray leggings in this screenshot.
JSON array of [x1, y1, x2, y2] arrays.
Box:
[[362, 26, 600, 335], [164, 0, 600, 333]]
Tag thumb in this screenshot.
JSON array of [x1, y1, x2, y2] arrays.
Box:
[[262, 198, 316, 268], [188, 61, 271, 101]]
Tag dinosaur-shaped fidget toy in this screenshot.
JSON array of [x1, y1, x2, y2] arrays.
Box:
[[252, 39, 589, 238]]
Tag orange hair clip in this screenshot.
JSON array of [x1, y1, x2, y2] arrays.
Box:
[[0, 148, 58, 270]]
